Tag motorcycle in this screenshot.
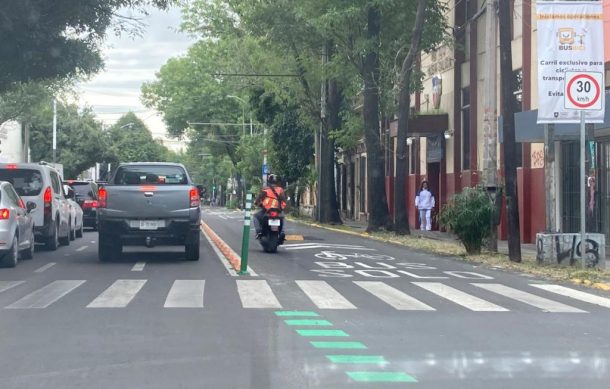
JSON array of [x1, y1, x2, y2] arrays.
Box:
[[258, 207, 285, 253]]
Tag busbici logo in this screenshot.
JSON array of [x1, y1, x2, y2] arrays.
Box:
[[557, 28, 585, 51]]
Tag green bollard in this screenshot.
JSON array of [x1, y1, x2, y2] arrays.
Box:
[[239, 193, 253, 275]]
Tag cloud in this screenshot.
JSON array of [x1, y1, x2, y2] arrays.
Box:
[[79, 5, 195, 135]]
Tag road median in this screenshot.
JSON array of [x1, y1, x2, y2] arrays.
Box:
[[289, 216, 610, 291]]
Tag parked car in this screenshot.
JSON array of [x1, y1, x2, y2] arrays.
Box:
[[0, 181, 36, 267], [0, 163, 71, 250], [66, 180, 98, 230], [97, 162, 201, 261], [63, 185, 84, 240]]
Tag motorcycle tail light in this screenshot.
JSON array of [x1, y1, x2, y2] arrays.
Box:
[[269, 211, 279, 218]]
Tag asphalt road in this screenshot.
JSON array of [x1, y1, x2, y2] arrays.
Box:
[[1, 207, 610, 388]]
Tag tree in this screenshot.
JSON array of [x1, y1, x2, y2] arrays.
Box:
[[0, 0, 173, 92], [105, 112, 170, 165], [29, 103, 110, 178], [393, 0, 427, 234], [498, 0, 521, 262]]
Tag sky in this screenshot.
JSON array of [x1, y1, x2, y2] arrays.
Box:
[[77, 5, 195, 140]]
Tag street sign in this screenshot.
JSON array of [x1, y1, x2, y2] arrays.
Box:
[[564, 72, 604, 111]]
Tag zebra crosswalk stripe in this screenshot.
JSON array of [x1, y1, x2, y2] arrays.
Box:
[[530, 284, 610, 309], [87, 279, 147, 308], [237, 280, 282, 308], [472, 283, 586, 313], [296, 281, 356, 309], [354, 281, 435, 311], [413, 282, 509, 312], [164, 280, 205, 308], [6, 280, 85, 309]]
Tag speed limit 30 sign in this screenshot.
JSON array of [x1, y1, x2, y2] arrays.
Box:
[[564, 71, 604, 111]]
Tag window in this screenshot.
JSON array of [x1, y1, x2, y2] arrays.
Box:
[[4, 186, 22, 208], [70, 182, 97, 200], [115, 165, 189, 185], [0, 169, 43, 196], [462, 87, 471, 170], [50, 172, 61, 195]]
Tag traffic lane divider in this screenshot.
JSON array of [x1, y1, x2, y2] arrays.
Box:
[[201, 221, 241, 272]]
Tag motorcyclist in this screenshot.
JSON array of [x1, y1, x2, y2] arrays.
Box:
[[253, 174, 287, 240]]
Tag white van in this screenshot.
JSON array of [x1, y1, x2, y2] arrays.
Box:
[[0, 163, 71, 250]]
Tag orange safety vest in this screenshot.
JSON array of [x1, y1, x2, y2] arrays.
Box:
[[261, 186, 287, 210]]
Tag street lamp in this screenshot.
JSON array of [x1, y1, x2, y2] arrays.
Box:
[[119, 122, 135, 130], [227, 95, 252, 136]]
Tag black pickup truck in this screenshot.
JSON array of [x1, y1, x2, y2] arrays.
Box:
[[96, 163, 201, 261]]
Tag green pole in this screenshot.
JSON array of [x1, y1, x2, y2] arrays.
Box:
[[239, 193, 253, 275]]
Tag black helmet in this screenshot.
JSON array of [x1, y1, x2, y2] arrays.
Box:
[[267, 174, 278, 185]]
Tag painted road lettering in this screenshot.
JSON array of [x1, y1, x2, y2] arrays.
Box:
[[310, 257, 493, 279]]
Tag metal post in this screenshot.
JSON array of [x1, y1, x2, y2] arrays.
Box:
[[544, 124, 557, 232], [52, 99, 57, 164], [580, 111, 586, 268], [239, 193, 253, 275]]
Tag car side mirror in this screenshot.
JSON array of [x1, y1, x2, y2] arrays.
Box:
[[65, 187, 75, 200], [26, 201, 37, 213]]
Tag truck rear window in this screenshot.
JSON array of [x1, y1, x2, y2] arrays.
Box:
[[0, 169, 44, 196], [114, 166, 188, 185]]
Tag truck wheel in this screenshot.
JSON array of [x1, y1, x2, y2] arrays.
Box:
[[1, 236, 18, 268], [185, 231, 200, 261], [46, 221, 59, 251], [99, 232, 121, 262], [59, 220, 70, 246]]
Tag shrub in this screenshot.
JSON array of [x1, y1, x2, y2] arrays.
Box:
[[438, 186, 493, 254]]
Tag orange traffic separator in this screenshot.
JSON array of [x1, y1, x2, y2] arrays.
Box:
[[201, 221, 241, 271]]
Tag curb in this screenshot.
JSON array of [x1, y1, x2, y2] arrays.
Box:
[[201, 221, 241, 271]]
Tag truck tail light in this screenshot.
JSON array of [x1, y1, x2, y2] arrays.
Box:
[[0, 209, 9, 220], [189, 187, 199, 207], [98, 188, 107, 208]]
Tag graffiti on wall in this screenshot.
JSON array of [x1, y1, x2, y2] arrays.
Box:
[[532, 149, 545, 168], [536, 233, 603, 268]]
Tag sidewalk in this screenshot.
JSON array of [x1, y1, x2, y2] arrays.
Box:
[[338, 219, 542, 258]]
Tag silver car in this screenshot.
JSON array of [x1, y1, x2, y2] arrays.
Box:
[[63, 185, 84, 240], [0, 181, 36, 267]]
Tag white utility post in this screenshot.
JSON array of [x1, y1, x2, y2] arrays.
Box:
[[228, 95, 247, 136], [52, 99, 57, 164], [483, 0, 498, 251]]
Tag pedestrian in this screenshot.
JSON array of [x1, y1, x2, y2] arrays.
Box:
[[415, 180, 435, 231]]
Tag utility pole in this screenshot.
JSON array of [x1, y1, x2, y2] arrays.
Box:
[[52, 99, 57, 164], [482, 0, 498, 252], [499, 0, 522, 262]]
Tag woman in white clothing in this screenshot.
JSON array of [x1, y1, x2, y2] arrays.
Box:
[[415, 180, 435, 231]]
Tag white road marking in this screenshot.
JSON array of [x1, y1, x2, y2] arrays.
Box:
[[531, 284, 610, 309], [87, 280, 147, 308], [354, 281, 435, 311], [472, 283, 586, 313], [0, 281, 24, 293], [413, 282, 508, 312], [296, 280, 356, 309], [284, 243, 376, 251], [201, 226, 237, 277], [76, 246, 88, 252], [237, 280, 282, 308], [34, 262, 56, 273], [131, 262, 146, 272], [6, 280, 85, 309], [164, 280, 205, 308]]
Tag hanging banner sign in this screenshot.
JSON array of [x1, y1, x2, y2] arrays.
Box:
[[536, 1, 605, 123]]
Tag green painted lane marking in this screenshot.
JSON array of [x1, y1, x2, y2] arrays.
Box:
[[346, 372, 417, 383], [326, 355, 387, 364], [274, 311, 319, 317], [284, 319, 332, 326], [310, 341, 367, 349], [296, 329, 349, 337]]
